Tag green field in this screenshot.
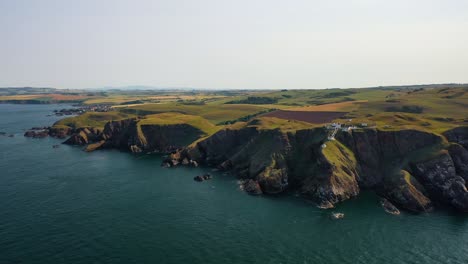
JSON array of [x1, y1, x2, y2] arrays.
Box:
[[118, 103, 273, 124], [138, 113, 220, 135], [54, 112, 135, 129], [3, 84, 467, 135]]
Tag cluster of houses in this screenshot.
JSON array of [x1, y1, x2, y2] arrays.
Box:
[[53, 105, 112, 116], [325, 121, 370, 141]]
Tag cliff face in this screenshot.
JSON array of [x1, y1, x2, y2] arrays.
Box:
[[411, 152, 468, 212], [64, 127, 101, 145], [63, 118, 206, 153], [170, 125, 468, 212], [443, 127, 468, 149], [58, 114, 468, 213], [336, 129, 442, 188], [171, 126, 360, 207]]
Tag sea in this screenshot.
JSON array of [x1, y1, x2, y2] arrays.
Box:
[[1, 104, 468, 264]]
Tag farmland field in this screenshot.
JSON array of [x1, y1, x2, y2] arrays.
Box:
[[262, 110, 346, 124]]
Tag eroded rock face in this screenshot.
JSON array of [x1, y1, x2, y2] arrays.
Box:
[[444, 127, 468, 149], [448, 144, 468, 181], [53, 113, 468, 213], [48, 126, 73, 138], [338, 129, 442, 188], [64, 127, 101, 145], [242, 179, 263, 195], [62, 117, 206, 153], [383, 170, 433, 212], [411, 153, 468, 212], [170, 128, 295, 195], [169, 125, 468, 212], [101, 119, 204, 153], [257, 157, 288, 194], [170, 126, 361, 206], [299, 141, 360, 207]]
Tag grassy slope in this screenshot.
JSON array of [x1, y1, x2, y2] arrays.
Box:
[[6, 85, 465, 137], [54, 112, 135, 129], [138, 113, 220, 136], [321, 140, 358, 180], [245, 117, 316, 132], [120, 102, 271, 124]]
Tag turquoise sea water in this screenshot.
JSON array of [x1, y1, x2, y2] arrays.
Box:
[[1, 104, 468, 264]]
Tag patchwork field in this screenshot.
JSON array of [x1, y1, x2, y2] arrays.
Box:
[[262, 110, 346, 124], [3, 84, 468, 134], [286, 100, 367, 112]]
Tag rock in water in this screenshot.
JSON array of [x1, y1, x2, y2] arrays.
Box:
[[380, 198, 400, 215], [194, 174, 212, 182], [202, 173, 212, 180], [317, 201, 335, 209], [24, 130, 49, 138], [331, 212, 344, 219], [243, 179, 263, 195], [193, 175, 204, 182]]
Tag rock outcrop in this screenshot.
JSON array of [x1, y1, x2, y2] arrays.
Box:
[[168, 124, 468, 213], [443, 127, 468, 149], [40, 111, 468, 214], [411, 152, 468, 212], [24, 126, 73, 139], [168, 125, 359, 207], [242, 179, 263, 195], [62, 117, 207, 153], [448, 144, 468, 181], [64, 127, 101, 145], [48, 126, 73, 138]]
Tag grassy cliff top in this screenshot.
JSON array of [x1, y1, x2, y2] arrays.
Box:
[[245, 117, 316, 132], [119, 102, 271, 124], [138, 113, 220, 135], [8, 85, 466, 134], [54, 112, 135, 129]]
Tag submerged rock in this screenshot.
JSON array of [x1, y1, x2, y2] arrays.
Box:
[[242, 179, 263, 195], [331, 212, 344, 219], [317, 201, 335, 209], [194, 173, 212, 182], [380, 198, 401, 215], [194, 175, 204, 182]]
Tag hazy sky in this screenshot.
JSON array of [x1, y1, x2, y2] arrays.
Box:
[[1, 0, 468, 89]]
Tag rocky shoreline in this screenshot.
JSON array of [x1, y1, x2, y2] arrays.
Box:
[[24, 115, 468, 214]]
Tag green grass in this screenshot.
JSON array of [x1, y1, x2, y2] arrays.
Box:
[[245, 117, 316, 132], [54, 112, 135, 129], [7, 85, 466, 136], [321, 140, 358, 180], [120, 103, 270, 124], [138, 113, 220, 135]]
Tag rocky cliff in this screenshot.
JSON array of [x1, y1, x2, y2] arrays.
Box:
[[62, 117, 208, 153], [53, 111, 468, 213], [168, 124, 468, 212]]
